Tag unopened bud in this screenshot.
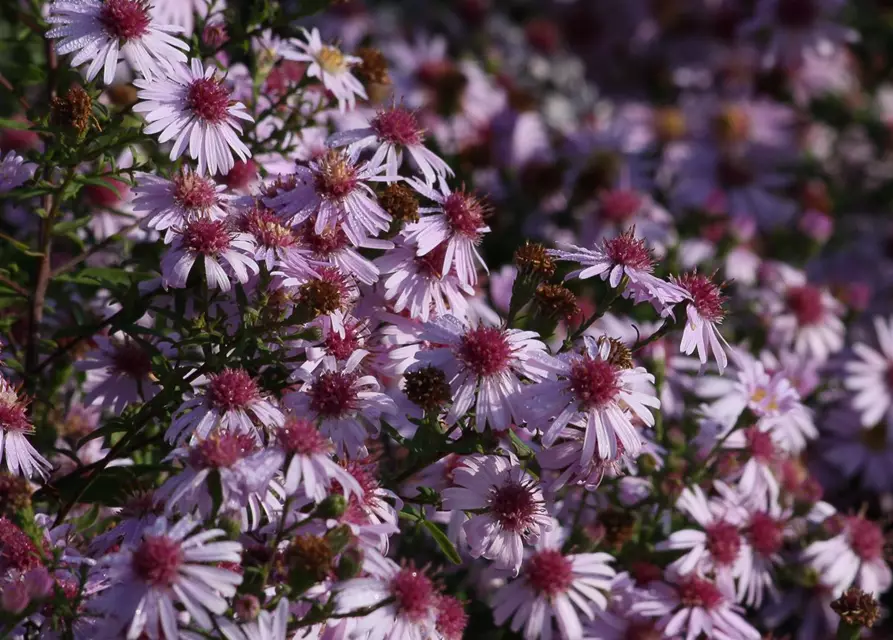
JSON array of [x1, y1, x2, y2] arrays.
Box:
[[380, 183, 420, 224], [202, 21, 229, 49], [287, 535, 333, 589], [22, 567, 52, 600], [336, 547, 364, 580], [317, 493, 348, 519], [234, 594, 261, 621], [514, 242, 556, 279], [1, 582, 28, 614]]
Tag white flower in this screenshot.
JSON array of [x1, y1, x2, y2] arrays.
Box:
[[282, 28, 366, 112], [844, 316, 893, 428]]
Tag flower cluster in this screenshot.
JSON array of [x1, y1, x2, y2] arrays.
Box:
[[0, 0, 889, 638]]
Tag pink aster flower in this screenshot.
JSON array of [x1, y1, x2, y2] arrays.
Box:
[[409, 315, 558, 432], [134, 59, 253, 175], [132, 169, 230, 241], [161, 217, 259, 292], [150, 0, 225, 37], [844, 316, 893, 427], [297, 220, 389, 286], [525, 336, 659, 462], [550, 229, 689, 317], [335, 458, 402, 537], [656, 484, 750, 596], [442, 455, 552, 574], [0, 152, 35, 192], [0, 377, 51, 479], [737, 502, 793, 608], [166, 368, 284, 444], [78, 334, 161, 413], [46, 0, 188, 85], [215, 598, 289, 640], [335, 551, 438, 640], [271, 416, 362, 502], [720, 426, 782, 510], [91, 516, 243, 639], [435, 595, 469, 640], [282, 28, 366, 112], [157, 430, 280, 521], [328, 105, 453, 184], [284, 350, 396, 458], [403, 180, 490, 288], [631, 574, 761, 640], [265, 149, 393, 247], [803, 514, 892, 596], [234, 202, 302, 270], [672, 272, 730, 373], [491, 525, 616, 640], [376, 239, 474, 322]]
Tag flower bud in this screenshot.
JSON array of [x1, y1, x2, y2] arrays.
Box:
[[831, 586, 880, 629], [1, 582, 28, 614], [50, 85, 94, 136], [336, 547, 364, 580], [22, 567, 52, 600], [234, 594, 260, 621], [317, 493, 348, 519]]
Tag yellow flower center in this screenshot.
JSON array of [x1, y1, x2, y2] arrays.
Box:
[[318, 46, 347, 75]]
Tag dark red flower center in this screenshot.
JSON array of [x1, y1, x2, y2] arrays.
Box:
[[786, 285, 825, 326], [371, 106, 424, 146], [110, 341, 152, 379], [84, 178, 128, 208], [225, 160, 258, 190], [748, 512, 784, 557], [442, 191, 486, 238], [678, 576, 723, 610], [489, 480, 538, 533], [0, 400, 30, 434], [99, 0, 150, 41], [278, 417, 331, 456], [132, 535, 183, 587], [187, 77, 231, 124], [188, 431, 256, 469], [706, 521, 742, 566], [525, 549, 574, 597], [182, 218, 232, 255], [568, 356, 621, 410], [308, 371, 359, 418], [435, 595, 468, 640], [599, 190, 642, 224], [207, 369, 259, 411], [239, 206, 295, 250], [745, 427, 776, 462], [677, 272, 726, 323], [325, 325, 361, 361], [172, 172, 218, 212], [391, 567, 435, 622], [847, 516, 884, 562], [604, 231, 653, 271], [456, 327, 513, 377]]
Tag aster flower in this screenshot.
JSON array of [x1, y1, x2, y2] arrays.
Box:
[[77, 334, 161, 413], [297, 220, 389, 286], [134, 59, 253, 175], [0, 377, 51, 479], [328, 105, 453, 184], [157, 430, 281, 521], [407, 315, 558, 432], [215, 597, 289, 640], [91, 516, 243, 639], [284, 350, 397, 458], [266, 149, 393, 247], [672, 272, 730, 373], [235, 203, 302, 271], [336, 458, 402, 536], [803, 514, 892, 596], [282, 28, 366, 112], [737, 501, 793, 608], [91, 490, 163, 552], [270, 416, 363, 502], [0, 151, 35, 192], [150, 0, 226, 37], [402, 179, 490, 288], [524, 336, 659, 462], [376, 239, 474, 322], [442, 455, 552, 574], [46, 0, 188, 85], [491, 524, 616, 640], [655, 484, 750, 596], [550, 229, 689, 317], [721, 425, 782, 510], [335, 550, 438, 639], [844, 316, 893, 427], [132, 169, 230, 241], [166, 368, 284, 444], [161, 217, 259, 292], [630, 574, 761, 640]]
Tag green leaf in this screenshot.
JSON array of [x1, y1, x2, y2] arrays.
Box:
[[508, 429, 535, 460], [0, 118, 31, 131], [422, 520, 462, 564], [208, 470, 223, 518]]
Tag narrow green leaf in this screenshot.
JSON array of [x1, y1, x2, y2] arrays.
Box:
[[422, 520, 462, 564]]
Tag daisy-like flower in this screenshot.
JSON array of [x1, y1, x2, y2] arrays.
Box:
[[763, 266, 845, 362], [282, 28, 366, 112], [328, 105, 453, 184], [408, 315, 558, 432], [631, 574, 761, 640], [157, 430, 279, 519], [297, 220, 389, 287], [722, 426, 782, 510], [266, 149, 394, 247], [215, 598, 289, 640], [0, 377, 51, 479], [132, 169, 230, 241], [403, 180, 490, 287], [161, 217, 259, 292], [134, 59, 253, 175], [335, 458, 402, 536], [335, 551, 438, 639], [166, 368, 284, 444], [78, 334, 161, 413], [150, 0, 226, 37], [738, 501, 792, 608], [442, 455, 552, 574], [271, 416, 362, 502], [284, 351, 397, 458], [91, 516, 243, 639], [46, 0, 188, 85], [491, 524, 616, 640], [844, 316, 893, 427], [525, 336, 659, 462], [550, 229, 689, 317], [0, 151, 35, 192], [803, 514, 892, 596], [655, 484, 750, 596], [235, 203, 301, 271], [376, 240, 474, 322], [672, 272, 730, 373]]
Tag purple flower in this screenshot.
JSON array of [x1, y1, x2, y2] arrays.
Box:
[[78, 334, 161, 413], [672, 272, 730, 373], [803, 514, 892, 596], [442, 455, 552, 574], [0, 152, 35, 192], [0, 377, 50, 479], [132, 169, 231, 241], [844, 315, 893, 428]]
